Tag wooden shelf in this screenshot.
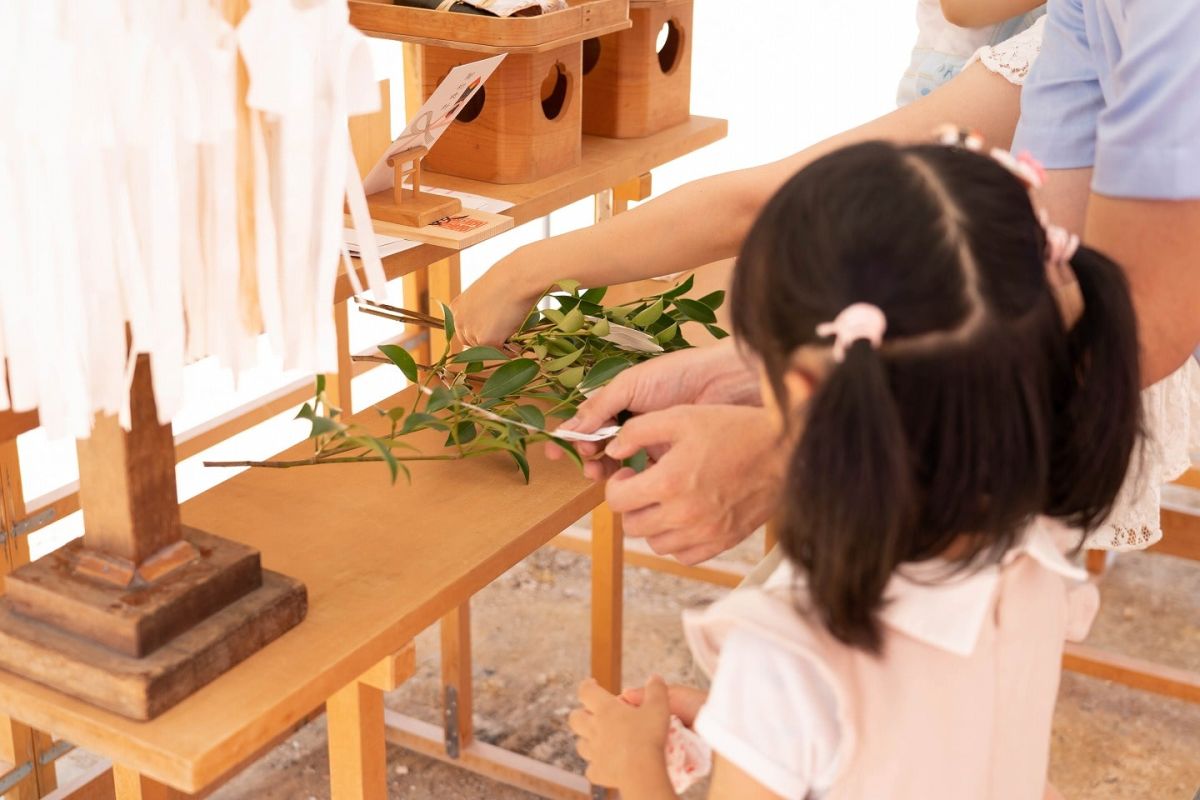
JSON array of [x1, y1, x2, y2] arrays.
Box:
[[348, 0, 630, 53], [337, 114, 728, 301]]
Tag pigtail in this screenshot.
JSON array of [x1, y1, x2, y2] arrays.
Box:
[[1045, 245, 1142, 529], [782, 339, 916, 653]]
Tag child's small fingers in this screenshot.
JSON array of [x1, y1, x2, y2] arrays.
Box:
[[567, 708, 595, 737], [574, 737, 594, 762], [578, 677, 615, 711], [620, 686, 645, 706]]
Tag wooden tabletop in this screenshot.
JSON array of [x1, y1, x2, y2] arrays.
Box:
[[0, 388, 604, 792], [336, 115, 729, 301]]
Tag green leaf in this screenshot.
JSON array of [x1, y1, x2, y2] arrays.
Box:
[[520, 311, 542, 332], [698, 290, 726, 310], [379, 344, 419, 382], [353, 436, 400, 484], [315, 375, 327, 394], [445, 421, 478, 447], [589, 318, 611, 337], [556, 307, 585, 334], [295, 402, 343, 438], [662, 274, 695, 298], [386, 407, 406, 422], [425, 386, 455, 413], [706, 324, 731, 340], [465, 361, 485, 374], [581, 286, 608, 304], [530, 344, 549, 360], [401, 412, 442, 435], [673, 298, 717, 324], [509, 450, 531, 483], [542, 308, 566, 325], [481, 358, 540, 399], [452, 346, 510, 364], [547, 337, 578, 356], [581, 356, 633, 391], [440, 303, 456, 343], [556, 279, 582, 295], [632, 299, 665, 328], [551, 439, 585, 469], [545, 348, 583, 372], [558, 366, 585, 388], [623, 448, 650, 473], [514, 405, 546, 430], [655, 322, 679, 344], [295, 402, 315, 421]]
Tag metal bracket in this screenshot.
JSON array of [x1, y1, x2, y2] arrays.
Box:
[[0, 739, 74, 795], [443, 685, 460, 759], [0, 507, 56, 546]]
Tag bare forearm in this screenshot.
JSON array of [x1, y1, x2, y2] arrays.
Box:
[[499, 63, 1022, 298], [940, 0, 1043, 28], [1085, 195, 1200, 386]]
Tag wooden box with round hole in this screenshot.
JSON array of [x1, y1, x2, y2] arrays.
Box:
[[582, 0, 693, 139], [421, 44, 583, 184]]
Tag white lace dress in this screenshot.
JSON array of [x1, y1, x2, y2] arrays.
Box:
[[971, 17, 1200, 551]]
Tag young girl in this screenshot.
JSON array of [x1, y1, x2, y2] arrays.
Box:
[[567, 140, 1143, 799]]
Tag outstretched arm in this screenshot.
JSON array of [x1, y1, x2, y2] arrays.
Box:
[[939, 0, 1043, 29], [454, 63, 1024, 345]]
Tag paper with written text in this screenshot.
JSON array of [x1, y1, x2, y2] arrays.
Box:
[[363, 54, 506, 195]]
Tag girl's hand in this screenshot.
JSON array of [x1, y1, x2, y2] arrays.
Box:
[[569, 676, 674, 791], [620, 683, 708, 728], [452, 250, 543, 347]]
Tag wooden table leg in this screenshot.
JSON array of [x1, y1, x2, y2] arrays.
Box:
[[111, 766, 188, 800], [440, 604, 473, 759], [590, 503, 623, 694], [328, 300, 355, 414], [327, 645, 416, 800], [427, 255, 462, 358], [1, 440, 58, 798]]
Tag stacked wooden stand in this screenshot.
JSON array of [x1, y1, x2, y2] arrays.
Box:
[[0, 357, 307, 721]]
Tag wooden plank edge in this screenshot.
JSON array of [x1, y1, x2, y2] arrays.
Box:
[[384, 711, 589, 800], [550, 530, 749, 588], [1062, 643, 1200, 704]]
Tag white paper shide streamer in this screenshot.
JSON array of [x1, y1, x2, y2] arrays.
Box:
[[0, 1, 383, 439]]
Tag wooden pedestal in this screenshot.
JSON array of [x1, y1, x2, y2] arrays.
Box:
[[368, 186, 463, 227], [422, 43, 583, 184], [582, 0, 693, 139], [0, 356, 307, 720]]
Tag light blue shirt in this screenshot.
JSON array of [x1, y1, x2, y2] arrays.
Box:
[[1014, 0, 1200, 199]]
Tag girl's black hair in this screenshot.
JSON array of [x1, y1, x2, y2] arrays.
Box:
[[731, 141, 1142, 652]]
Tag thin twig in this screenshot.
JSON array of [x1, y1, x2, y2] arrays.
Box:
[[204, 454, 464, 470]]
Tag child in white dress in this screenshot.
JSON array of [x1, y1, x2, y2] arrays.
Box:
[[897, 0, 1044, 105], [569, 138, 1144, 799]]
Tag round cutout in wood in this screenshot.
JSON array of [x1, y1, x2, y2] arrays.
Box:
[[656, 19, 684, 74], [540, 62, 571, 121], [458, 86, 486, 123], [582, 37, 602, 76]]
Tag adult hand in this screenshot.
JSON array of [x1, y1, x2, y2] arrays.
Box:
[[601, 404, 786, 565], [452, 249, 543, 347], [548, 338, 761, 478]]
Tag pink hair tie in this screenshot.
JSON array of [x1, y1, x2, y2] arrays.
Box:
[[816, 303, 888, 362], [1045, 224, 1080, 267]]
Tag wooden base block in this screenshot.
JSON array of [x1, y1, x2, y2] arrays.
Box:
[[366, 189, 462, 228], [0, 571, 306, 721], [366, 210, 515, 250], [4, 529, 262, 658]]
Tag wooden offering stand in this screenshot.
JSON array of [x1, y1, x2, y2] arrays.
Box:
[[583, 0, 693, 139], [349, 0, 632, 184], [367, 146, 463, 228], [0, 356, 306, 721]]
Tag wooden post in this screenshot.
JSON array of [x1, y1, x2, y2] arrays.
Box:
[[440, 604, 474, 758], [427, 255, 462, 359], [590, 504, 623, 693], [327, 682, 388, 800], [0, 440, 59, 798], [112, 766, 189, 800], [329, 300, 355, 415]]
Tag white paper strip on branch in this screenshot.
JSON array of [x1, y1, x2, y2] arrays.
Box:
[[0, 1, 383, 440]]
